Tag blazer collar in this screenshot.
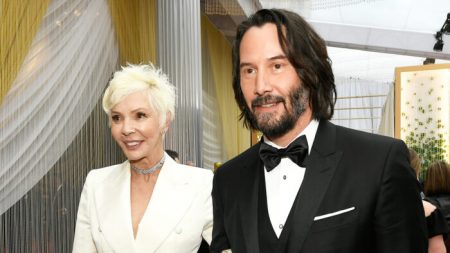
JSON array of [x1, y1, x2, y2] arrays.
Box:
[[238, 143, 262, 253], [94, 156, 197, 252], [287, 120, 343, 252], [136, 155, 197, 252], [94, 161, 135, 252], [237, 120, 342, 252]]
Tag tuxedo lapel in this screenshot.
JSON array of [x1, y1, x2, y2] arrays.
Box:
[[287, 120, 343, 252], [136, 157, 195, 252], [94, 162, 135, 252], [238, 144, 262, 253]]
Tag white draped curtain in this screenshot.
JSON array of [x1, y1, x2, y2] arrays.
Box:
[[332, 77, 392, 133], [378, 85, 395, 137], [0, 0, 118, 215], [157, 0, 204, 167], [1, 0, 120, 251]]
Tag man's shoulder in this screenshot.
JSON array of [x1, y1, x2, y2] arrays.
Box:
[[333, 122, 401, 146], [216, 143, 260, 175]]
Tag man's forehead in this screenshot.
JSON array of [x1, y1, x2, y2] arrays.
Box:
[[239, 31, 286, 64]]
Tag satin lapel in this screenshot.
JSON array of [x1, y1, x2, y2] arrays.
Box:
[[136, 158, 194, 252], [238, 144, 262, 253], [287, 120, 343, 252], [94, 162, 135, 253]]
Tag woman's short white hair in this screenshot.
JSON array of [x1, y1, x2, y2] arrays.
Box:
[[102, 64, 176, 127]]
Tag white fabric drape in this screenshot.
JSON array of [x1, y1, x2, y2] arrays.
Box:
[[157, 0, 204, 167], [378, 85, 395, 137], [332, 77, 392, 133], [0, 0, 119, 215]]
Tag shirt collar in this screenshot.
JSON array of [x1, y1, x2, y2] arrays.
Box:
[[263, 119, 319, 154]]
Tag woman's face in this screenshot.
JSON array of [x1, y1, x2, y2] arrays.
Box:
[[110, 91, 165, 164]]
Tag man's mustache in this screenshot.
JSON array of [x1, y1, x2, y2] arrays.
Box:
[[251, 95, 285, 108]]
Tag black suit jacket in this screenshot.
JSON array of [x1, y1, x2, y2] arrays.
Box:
[[211, 120, 427, 253]]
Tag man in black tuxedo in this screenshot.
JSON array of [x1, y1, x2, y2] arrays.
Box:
[[210, 8, 427, 253]]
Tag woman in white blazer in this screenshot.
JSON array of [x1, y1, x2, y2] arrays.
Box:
[[73, 64, 213, 253]]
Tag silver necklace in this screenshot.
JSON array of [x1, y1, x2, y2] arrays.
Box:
[[131, 156, 165, 175]]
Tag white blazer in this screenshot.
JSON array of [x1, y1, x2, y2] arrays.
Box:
[[72, 154, 213, 253]]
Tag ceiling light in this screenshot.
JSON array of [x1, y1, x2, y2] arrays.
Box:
[[443, 13, 450, 34], [433, 31, 444, 52], [433, 39, 444, 52]]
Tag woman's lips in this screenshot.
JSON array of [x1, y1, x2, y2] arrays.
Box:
[[124, 140, 142, 149]]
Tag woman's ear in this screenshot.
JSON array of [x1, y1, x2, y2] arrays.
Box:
[[161, 111, 172, 134]]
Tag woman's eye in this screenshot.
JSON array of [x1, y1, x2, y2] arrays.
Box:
[[274, 63, 282, 70], [137, 112, 147, 119], [111, 115, 120, 122]]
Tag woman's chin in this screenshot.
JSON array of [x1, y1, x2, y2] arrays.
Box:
[[123, 151, 144, 161]]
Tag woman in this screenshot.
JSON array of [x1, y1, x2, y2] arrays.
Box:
[[73, 64, 213, 253], [409, 150, 448, 253], [424, 161, 450, 252]]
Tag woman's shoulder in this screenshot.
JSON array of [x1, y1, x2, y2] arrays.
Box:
[[167, 163, 213, 189], [179, 164, 213, 179], [85, 161, 127, 183]]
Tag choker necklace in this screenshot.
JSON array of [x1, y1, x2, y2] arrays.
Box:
[[131, 156, 165, 175]]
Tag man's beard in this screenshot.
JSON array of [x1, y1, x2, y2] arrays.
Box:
[[248, 85, 308, 139]]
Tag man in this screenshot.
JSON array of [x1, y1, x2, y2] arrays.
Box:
[[211, 9, 427, 253], [165, 149, 180, 163]]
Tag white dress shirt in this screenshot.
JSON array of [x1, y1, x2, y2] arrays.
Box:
[[263, 119, 319, 237]]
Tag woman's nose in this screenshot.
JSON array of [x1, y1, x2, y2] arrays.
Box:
[[122, 119, 135, 136]]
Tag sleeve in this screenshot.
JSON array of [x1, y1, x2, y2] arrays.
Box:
[[373, 140, 428, 253], [210, 172, 231, 253], [426, 208, 449, 238], [202, 172, 214, 245], [72, 172, 97, 253]]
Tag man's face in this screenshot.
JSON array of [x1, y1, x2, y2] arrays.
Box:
[[239, 23, 309, 139]]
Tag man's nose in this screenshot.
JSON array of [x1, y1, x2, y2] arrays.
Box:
[[254, 70, 271, 95]]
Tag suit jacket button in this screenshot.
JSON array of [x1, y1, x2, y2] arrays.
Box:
[[175, 227, 183, 234], [98, 226, 102, 232]]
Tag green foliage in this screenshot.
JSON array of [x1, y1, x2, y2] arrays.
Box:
[[402, 78, 448, 181], [406, 131, 446, 180]]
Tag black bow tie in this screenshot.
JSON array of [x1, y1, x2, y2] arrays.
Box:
[[259, 135, 309, 172]]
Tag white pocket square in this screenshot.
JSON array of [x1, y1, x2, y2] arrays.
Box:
[[222, 250, 232, 253], [314, 207, 355, 221]]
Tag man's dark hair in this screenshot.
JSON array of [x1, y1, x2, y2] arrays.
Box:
[[232, 8, 336, 129], [165, 149, 179, 160]]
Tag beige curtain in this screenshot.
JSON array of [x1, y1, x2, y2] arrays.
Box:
[[0, 0, 50, 104], [108, 0, 157, 64], [202, 15, 250, 159]]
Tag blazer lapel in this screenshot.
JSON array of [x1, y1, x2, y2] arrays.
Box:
[[287, 120, 343, 252], [94, 162, 135, 252], [136, 157, 195, 252], [238, 144, 262, 253]]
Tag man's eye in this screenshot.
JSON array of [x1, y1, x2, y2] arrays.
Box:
[[243, 68, 256, 75], [274, 63, 282, 69]]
